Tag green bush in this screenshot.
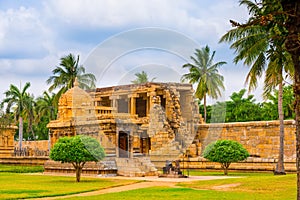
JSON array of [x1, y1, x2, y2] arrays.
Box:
[[203, 140, 249, 175], [50, 135, 105, 182]]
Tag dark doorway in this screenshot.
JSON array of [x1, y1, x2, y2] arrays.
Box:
[[118, 131, 129, 158], [159, 95, 166, 109], [140, 132, 151, 155], [136, 97, 147, 117]]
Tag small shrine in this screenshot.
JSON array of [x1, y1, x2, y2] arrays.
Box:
[[0, 125, 18, 157]]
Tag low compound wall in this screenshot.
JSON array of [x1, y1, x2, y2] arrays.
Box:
[[197, 120, 296, 161], [186, 120, 297, 172], [2, 120, 297, 172]]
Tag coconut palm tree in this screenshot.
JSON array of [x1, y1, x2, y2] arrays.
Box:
[[47, 53, 96, 102], [36, 91, 57, 121], [0, 82, 34, 148], [131, 71, 156, 84], [219, 0, 294, 175], [181, 46, 226, 122]]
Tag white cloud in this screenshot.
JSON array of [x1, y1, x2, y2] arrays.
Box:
[[0, 6, 53, 58], [0, 0, 260, 105]]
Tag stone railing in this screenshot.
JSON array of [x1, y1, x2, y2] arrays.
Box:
[[95, 106, 114, 115], [13, 147, 49, 157]]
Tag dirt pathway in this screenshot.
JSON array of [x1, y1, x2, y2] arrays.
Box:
[[33, 181, 176, 200], [32, 175, 239, 199]]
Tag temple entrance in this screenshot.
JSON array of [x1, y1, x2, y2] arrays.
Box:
[[118, 131, 129, 158], [140, 132, 151, 155]]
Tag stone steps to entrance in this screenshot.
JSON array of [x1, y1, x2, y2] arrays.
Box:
[[115, 157, 158, 177]]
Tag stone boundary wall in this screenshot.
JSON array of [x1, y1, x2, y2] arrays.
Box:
[[0, 157, 48, 166], [195, 120, 296, 161], [181, 120, 297, 172], [14, 140, 49, 152]]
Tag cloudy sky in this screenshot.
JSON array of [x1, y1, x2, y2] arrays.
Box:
[[0, 0, 264, 104]]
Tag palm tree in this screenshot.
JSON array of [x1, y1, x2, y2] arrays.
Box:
[[47, 53, 96, 102], [0, 82, 34, 148], [181, 46, 226, 122], [219, 0, 293, 175], [131, 71, 156, 84], [36, 91, 57, 121]]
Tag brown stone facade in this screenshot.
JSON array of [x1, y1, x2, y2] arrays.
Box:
[[0, 126, 17, 157], [45, 81, 199, 175]]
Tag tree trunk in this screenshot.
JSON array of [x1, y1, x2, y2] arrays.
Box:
[[19, 117, 23, 150], [75, 165, 82, 182], [274, 76, 286, 175], [203, 94, 207, 123], [222, 163, 230, 175], [280, 1, 300, 198], [224, 167, 228, 176], [295, 66, 300, 199]]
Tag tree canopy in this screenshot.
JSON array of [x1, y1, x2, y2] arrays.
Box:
[[203, 140, 249, 175], [131, 71, 156, 84], [181, 46, 226, 122], [50, 135, 105, 182]]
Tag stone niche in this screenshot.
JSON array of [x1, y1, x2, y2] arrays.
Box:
[[0, 126, 17, 157]]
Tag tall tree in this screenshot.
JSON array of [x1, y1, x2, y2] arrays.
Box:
[[36, 91, 57, 121], [220, 0, 293, 175], [279, 1, 300, 198], [131, 71, 156, 84], [181, 46, 226, 122], [0, 82, 34, 147], [47, 53, 96, 102]]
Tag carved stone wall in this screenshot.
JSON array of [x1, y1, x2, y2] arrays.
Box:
[[0, 126, 17, 157]]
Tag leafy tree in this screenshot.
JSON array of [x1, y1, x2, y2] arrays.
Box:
[[181, 46, 226, 122], [220, 0, 294, 175], [36, 91, 57, 121], [0, 82, 35, 147], [0, 110, 14, 129], [33, 91, 58, 140], [47, 53, 96, 103], [261, 85, 294, 120], [203, 140, 249, 175], [50, 135, 105, 182], [278, 1, 300, 194], [131, 71, 156, 84], [226, 89, 262, 122]]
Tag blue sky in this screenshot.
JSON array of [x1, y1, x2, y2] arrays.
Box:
[[0, 0, 264, 104]]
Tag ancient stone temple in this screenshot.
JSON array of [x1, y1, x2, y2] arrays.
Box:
[[0, 125, 17, 157], [45, 80, 200, 176]]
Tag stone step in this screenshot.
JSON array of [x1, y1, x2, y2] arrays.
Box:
[[115, 157, 158, 177]]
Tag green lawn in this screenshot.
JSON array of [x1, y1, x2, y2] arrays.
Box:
[[0, 165, 297, 200], [66, 172, 297, 200], [0, 164, 44, 173], [0, 172, 139, 199]]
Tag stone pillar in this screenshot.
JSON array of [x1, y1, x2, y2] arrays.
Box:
[[116, 128, 119, 158], [148, 91, 156, 115], [130, 97, 135, 115], [129, 130, 133, 158]]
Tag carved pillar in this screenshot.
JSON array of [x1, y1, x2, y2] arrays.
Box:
[[130, 97, 135, 115], [116, 127, 119, 158], [148, 91, 156, 115]]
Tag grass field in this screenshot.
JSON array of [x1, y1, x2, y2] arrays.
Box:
[[0, 164, 297, 200], [0, 172, 139, 199], [0, 164, 44, 173], [66, 172, 297, 200]]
